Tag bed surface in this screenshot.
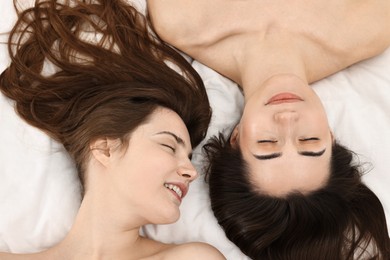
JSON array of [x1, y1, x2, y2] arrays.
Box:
[[1, 0, 389, 259]]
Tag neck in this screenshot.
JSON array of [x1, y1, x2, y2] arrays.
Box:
[[235, 34, 310, 101], [64, 196, 141, 256], [43, 176, 154, 259]]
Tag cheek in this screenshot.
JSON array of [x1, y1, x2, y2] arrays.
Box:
[[307, 110, 330, 130], [112, 143, 177, 187], [110, 149, 149, 186], [125, 151, 174, 182], [239, 111, 271, 141]]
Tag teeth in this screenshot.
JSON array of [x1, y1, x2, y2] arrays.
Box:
[[164, 183, 183, 198]]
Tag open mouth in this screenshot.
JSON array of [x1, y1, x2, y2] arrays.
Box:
[[164, 183, 183, 198]]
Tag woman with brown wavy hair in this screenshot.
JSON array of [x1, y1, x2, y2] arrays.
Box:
[[148, 1, 390, 259], [0, 0, 225, 258]]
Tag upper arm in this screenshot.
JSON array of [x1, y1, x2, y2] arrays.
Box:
[[167, 242, 226, 259], [191, 243, 226, 259], [147, 0, 190, 42], [346, 1, 390, 58], [147, 0, 209, 47]]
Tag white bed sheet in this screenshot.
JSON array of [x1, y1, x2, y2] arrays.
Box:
[[0, 0, 389, 259]]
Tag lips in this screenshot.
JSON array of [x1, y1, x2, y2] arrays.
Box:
[[266, 92, 303, 105], [164, 182, 189, 203]]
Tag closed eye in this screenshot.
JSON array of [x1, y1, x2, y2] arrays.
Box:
[[299, 137, 319, 141], [258, 140, 277, 143], [161, 144, 176, 152]]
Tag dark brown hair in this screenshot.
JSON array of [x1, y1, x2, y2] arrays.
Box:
[[204, 133, 390, 260], [0, 0, 211, 192]]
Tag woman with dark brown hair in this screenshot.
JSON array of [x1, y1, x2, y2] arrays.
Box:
[[0, 0, 225, 258], [147, 1, 390, 259]]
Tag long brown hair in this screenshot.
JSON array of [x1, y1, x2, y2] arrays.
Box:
[[0, 0, 211, 191]]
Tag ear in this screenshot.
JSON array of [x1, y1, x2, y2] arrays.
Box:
[[230, 125, 240, 148], [90, 138, 121, 167]]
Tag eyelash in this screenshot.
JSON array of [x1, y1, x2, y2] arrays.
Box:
[[161, 144, 176, 152], [258, 140, 277, 143], [299, 137, 319, 141], [259, 138, 319, 143]]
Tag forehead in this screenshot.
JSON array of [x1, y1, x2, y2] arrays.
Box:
[[246, 148, 332, 196], [134, 108, 191, 146], [148, 107, 184, 126]]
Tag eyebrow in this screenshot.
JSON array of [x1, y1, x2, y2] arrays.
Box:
[[298, 149, 326, 157], [155, 131, 185, 145], [154, 131, 193, 159], [254, 153, 282, 160], [253, 149, 326, 160]]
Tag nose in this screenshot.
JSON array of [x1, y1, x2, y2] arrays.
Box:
[[274, 111, 299, 124], [177, 159, 198, 181]]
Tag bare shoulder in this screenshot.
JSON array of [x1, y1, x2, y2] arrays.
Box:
[[345, 0, 390, 57], [0, 252, 13, 260], [0, 252, 33, 260], [161, 242, 226, 259], [147, 0, 214, 45], [147, 0, 197, 35]]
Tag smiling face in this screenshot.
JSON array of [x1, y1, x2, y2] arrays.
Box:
[[106, 107, 197, 224], [232, 74, 333, 196]]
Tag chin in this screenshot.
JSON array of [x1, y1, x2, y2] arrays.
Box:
[[154, 207, 181, 224]]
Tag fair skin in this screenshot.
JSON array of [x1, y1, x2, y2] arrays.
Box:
[[147, 0, 390, 196], [0, 108, 225, 259], [230, 74, 333, 196]]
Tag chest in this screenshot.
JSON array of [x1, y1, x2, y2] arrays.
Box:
[[182, 0, 389, 82], [190, 1, 349, 44]]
